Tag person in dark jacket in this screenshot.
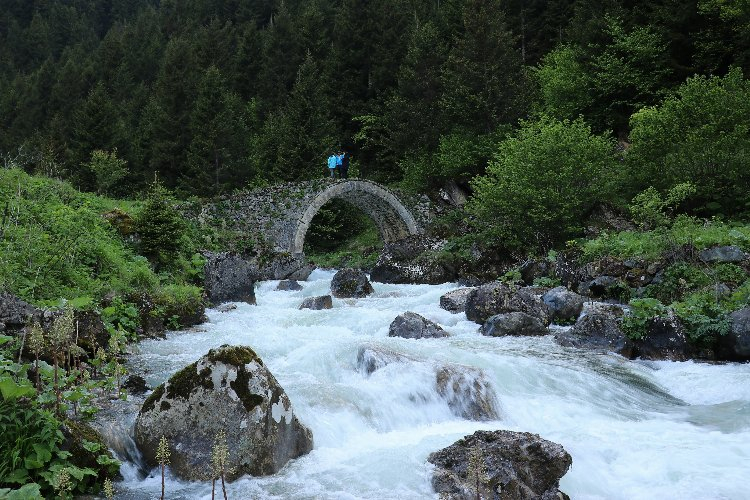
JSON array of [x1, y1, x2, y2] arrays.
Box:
[[340, 151, 350, 179]]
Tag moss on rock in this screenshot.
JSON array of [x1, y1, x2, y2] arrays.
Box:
[[165, 362, 214, 400], [141, 384, 164, 413], [206, 344, 261, 366]]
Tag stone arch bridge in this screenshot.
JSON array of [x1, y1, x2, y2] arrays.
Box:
[[199, 179, 428, 257]]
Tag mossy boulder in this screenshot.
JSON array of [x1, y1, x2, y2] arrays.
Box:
[[134, 345, 313, 480], [330, 268, 374, 298]]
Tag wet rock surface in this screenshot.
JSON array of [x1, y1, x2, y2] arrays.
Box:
[[299, 295, 333, 310], [276, 279, 303, 291], [481, 312, 548, 337], [465, 283, 551, 326], [134, 345, 313, 480], [203, 252, 257, 305], [630, 313, 691, 361], [388, 312, 449, 339], [428, 430, 572, 500], [330, 268, 374, 298], [435, 364, 499, 421], [542, 286, 585, 323], [556, 313, 629, 355], [440, 288, 475, 314]]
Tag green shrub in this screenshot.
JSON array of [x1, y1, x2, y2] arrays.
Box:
[[622, 298, 668, 340], [626, 68, 750, 215], [134, 183, 189, 268], [673, 292, 731, 345], [468, 116, 618, 251], [532, 276, 561, 288]]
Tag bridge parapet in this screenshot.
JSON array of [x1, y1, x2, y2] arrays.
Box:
[[199, 179, 425, 256]]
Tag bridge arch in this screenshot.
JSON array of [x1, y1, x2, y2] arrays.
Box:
[[290, 180, 419, 256]]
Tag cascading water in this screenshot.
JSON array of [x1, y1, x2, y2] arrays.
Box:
[[112, 269, 750, 499]]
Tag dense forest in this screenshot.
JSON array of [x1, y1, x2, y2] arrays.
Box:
[[1, 0, 748, 203]]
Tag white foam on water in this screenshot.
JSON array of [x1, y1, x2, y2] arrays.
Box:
[[120, 270, 750, 499]]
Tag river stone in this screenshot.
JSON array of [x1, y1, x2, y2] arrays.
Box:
[[699, 245, 748, 263], [388, 312, 449, 339], [428, 430, 572, 500], [276, 279, 303, 291], [465, 283, 551, 326], [299, 295, 332, 310], [440, 288, 475, 314], [555, 313, 629, 355], [481, 312, 548, 337], [203, 252, 257, 305], [123, 375, 149, 395], [330, 268, 374, 298], [356, 346, 414, 375], [134, 345, 313, 480], [630, 313, 690, 361], [435, 364, 499, 421], [542, 287, 585, 323], [717, 307, 750, 360]]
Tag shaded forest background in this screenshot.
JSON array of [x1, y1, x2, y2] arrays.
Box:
[[2, 0, 748, 200]]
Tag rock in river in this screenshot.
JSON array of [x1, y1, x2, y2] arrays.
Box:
[[388, 312, 449, 339], [428, 430, 572, 500], [134, 345, 313, 480]]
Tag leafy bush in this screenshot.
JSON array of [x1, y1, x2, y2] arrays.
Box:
[[134, 182, 190, 268], [580, 218, 750, 261], [622, 298, 668, 340], [673, 292, 731, 345], [468, 116, 617, 252], [626, 68, 750, 215], [629, 182, 696, 229]]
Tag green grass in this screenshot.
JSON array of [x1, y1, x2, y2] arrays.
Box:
[[305, 224, 381, 269], [0, 169, 203, 322], [580, 216, 750, 261]]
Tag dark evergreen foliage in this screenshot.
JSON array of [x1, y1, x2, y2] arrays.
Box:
[[0, 0, 748, 198]]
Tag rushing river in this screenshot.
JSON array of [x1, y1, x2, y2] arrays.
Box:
[[116, 269, 750, 499]]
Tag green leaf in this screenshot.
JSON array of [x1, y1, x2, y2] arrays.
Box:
[[0, 483, 43, 500], [0, 377, 36, 400], [81, 440, 101, 453]]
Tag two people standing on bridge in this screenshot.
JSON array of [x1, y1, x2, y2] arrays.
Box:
[[327, 151, 350, 179]]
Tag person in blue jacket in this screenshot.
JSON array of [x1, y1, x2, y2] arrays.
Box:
[[327, 153, 338, 178]]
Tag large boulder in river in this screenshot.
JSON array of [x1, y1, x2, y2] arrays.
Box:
[[134, 345, 313, 480], [356, 346, 414, 376], [465, 283, 551, 326], [436, 365, 499, 421], [428, 430, 572, 500], [388, 312, 449, 339], [203, 252, 257, 305], [555, 313, 629, 355], [718, 307, 750, 360], [330, 268, 374, 298], [276, 279, 303, 291], [440, 288, 475, 314], [299, 295, 333, 310], [542, 287, 585, 323], [630, 313, 691, 361], [481, 312, 548, 337]]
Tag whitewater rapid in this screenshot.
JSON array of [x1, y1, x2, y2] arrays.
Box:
[[118, 269, 750, 499]]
